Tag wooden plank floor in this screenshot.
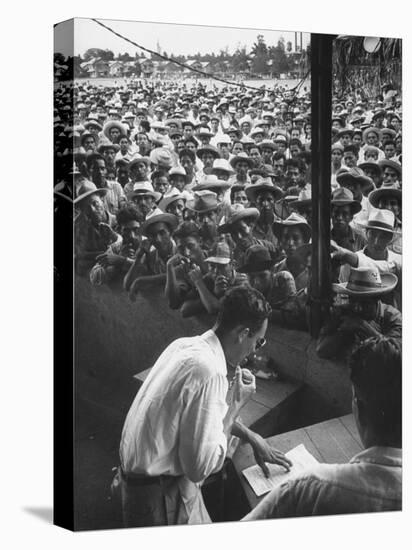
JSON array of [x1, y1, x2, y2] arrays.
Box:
[[232, 414, 363, 510]]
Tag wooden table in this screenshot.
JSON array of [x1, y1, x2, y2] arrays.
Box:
[[232, 414, 363, 510]]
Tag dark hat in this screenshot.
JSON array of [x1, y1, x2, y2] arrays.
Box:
[[378, 159, 402, 179], [218, 204, 260, 234], [245, 179, 283, 203], [336, 167, 375, 194], [331, 187, 362, 214], [196, 145, 221, 160], [238, 244, 276, 273], [368, 186, 402, 209], [230, 152, 254, 169]]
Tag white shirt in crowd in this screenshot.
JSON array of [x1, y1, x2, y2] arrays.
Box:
[[120, 329, 229, 482]]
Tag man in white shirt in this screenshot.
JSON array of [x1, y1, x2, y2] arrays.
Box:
[[116, 286, 292, 527]]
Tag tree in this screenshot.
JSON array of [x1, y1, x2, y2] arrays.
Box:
[[268, 39, 290, 76], [232, 46, 250, 73], [286, 41, 293, 53], [251, 34, 269, 75], [118, 52, 134, 62], [83, 48, 114, 61]]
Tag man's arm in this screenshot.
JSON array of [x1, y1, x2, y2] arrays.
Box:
[[165, 255, 186, 309]]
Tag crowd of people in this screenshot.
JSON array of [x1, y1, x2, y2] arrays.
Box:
[[54, 76, 402, 360], [54, 73, 402, 526]]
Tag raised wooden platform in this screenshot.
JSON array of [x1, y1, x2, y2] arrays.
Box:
[[232, 413, 362, 510], [134, 367, 304, 438]]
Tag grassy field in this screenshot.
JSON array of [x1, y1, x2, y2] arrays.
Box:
[[69, 76, 310, 94]]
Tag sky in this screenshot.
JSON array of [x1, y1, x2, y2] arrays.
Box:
[[55, 17, 310, 58]]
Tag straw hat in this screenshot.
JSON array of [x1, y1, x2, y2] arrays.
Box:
[[368, 186, 402, 210], [127, 182, 161, 202], [141, 207, 179, 236], [186, 190, 219, 213], [331, 187, 362, 214], [333, 266, 397, 297], [245, 179, 283, 203], [273, 212, 311, 241], [74, 180, 107, 205], [205, 241, 232, 265]]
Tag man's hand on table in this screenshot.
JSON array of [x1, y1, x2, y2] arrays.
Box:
[[250, 433, 293, 478]]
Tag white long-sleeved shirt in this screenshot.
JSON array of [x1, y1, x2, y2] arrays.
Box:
[[120, 330, 229, 483]]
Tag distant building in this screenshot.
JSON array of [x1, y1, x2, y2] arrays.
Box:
[[80, 57, 109, 78]]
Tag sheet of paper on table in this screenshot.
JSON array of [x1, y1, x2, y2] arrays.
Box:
[[242, 444, 320, 497]]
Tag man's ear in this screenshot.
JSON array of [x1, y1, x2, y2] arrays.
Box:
[[237, 326, 250, 343]]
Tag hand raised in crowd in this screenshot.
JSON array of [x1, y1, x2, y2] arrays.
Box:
[[135, 239, 152, 259], [167, 253, 185, 269], [187, 264, 203, 285], [339, 315, 378, 338], [250, 433, 293, 478]]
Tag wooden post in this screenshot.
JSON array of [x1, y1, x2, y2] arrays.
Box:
[[309, 34, 336, 338]]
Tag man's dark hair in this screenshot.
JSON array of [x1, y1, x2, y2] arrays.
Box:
[[273, 152, 286, 162], [151, 169, 167, 183], [383, 140, 396, 148], [350, 336, 402, 445], [174, 221, 200, 240], [344, 145, 359, 156], [140, 120, 151, 133], [289, 138, 303, 149], [86, 153, 105, 171], [217, 285, 272, 334], [184, 136, 198, 148], [178, 148, 196, 163], [285, 158, 304, 173], [116, 205, 141, 226]]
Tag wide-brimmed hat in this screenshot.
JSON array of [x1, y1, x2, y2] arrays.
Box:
[[336, 128, 354, 139], [218, 204, 260, 234], [141, 207, 179, 236], [168, 165, 187, 178], [330, 187, 362, 214], [273, 212, 311, 241], [238, 244, 276, 273], [336, 167, 375, 194], [362, 127, 382, 143], [205, 241, 231, 265], [74, 180, 107, 204], [149, 147, 173, 168], [97, 138, 120, 153], [158, 190, 186, 212], [127, 182, 161, 202], [358, 160, 382, 176], [250, 126, 265, 138], [128, 156, 151, 171], [84, 120, 103, 131], [211, 158, 235, 175], [333, 266, 397, 297], [230, 152, 254, 169], [197, 127, 214, 139], [258, 139, 277, 151], [380, 128, 397, 140], [245, 179, 283, 203], [368, 186, 402, 209], [102, 120, 127, 140], [196, 145, 221, 160], [290, 188, 312, 210], [216, 134, 232, 145], [361, 208, 396, 234], [372, 109, 386, 120], [378, 159, 402, 179], [186, 190, 219, 213], [192, 175, 231, 193], [225, 126, 241, 139]]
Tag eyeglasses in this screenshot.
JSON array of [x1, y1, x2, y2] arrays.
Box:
[[255, 337, 266, 351]]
